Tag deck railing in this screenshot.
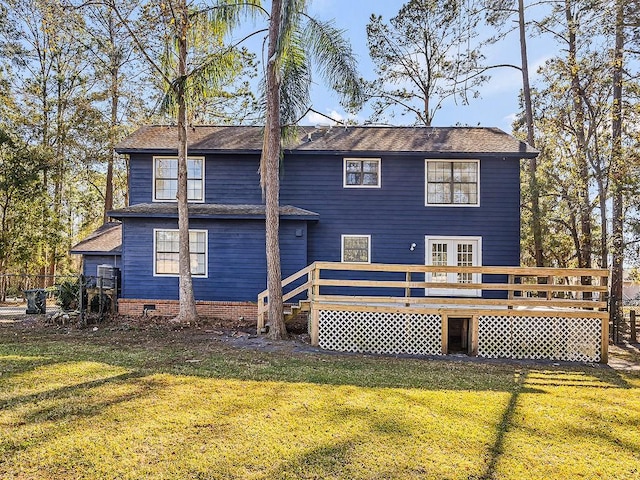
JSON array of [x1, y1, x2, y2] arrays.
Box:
[[258, 263, 609, 319], [257, 262, 610, 362]]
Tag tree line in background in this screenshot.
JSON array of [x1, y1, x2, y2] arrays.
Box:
[[0, 0, 638, 334], [0, 0, 262, 286]]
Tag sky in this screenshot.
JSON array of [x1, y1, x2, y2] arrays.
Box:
[[266, 0, 558, 132]]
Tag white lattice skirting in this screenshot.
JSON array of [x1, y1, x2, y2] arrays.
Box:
[[318, 310, 442, 355], [317, 309, 602, 362], [477, 315, 601, 362]]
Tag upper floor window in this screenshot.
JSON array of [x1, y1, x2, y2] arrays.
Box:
[[154, 229, 207, 277], [425, 160, 479, 206], [344, 158, 381, 188], [341, 234, 371, 263], [154, 156, 205, 202]]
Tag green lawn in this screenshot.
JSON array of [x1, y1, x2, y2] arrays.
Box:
[[1, 322, 639, 480]]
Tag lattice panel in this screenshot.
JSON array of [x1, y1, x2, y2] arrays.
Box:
[[318, 310, 442, 356], [478, 315, 601, 362]]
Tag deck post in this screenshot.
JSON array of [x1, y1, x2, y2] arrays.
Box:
[[441, 312, 448, 355], [257, 293, 266, 334], [601, 315, 609, 364], [313, 265, 321, 299], [308, 270, 314, 303], [507, 274, 514, 309], [310, 304, 319, 346], [470, 315, 479, 356], [405, 271, 411, 306]]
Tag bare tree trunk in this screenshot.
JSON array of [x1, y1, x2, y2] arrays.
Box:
[[596, 173, 608, 268], [174, 0, 198, 323], [39, 38, 51, 289], [124, 155, 129, 207], [50, 68, 67, 287], [565, 0, 592, 298], [610, 0, 625, 343], [263, 0, 286, 339], [104, 11, 118, 223], [519, 0, 543, 268], [104, 155, 114, 223]]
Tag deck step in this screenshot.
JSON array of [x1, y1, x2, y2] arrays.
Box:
[[298, 300, 311, 312], [283, 302, 310, 323]]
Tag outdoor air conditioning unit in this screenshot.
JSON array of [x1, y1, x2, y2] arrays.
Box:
[[97, 264, 116, 289]]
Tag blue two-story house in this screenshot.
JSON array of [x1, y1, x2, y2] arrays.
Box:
[[76, 125, 536, 318]]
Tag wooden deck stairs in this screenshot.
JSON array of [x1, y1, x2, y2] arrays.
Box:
[[284, 300, 311, 324]]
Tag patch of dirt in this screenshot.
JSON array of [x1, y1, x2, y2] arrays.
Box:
[[0, 314, 317, 356], [608, 343, 640, 371], [112, 314, 316, 353]]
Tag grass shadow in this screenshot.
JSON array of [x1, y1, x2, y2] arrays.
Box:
[[477, 371, 525, 480], [0, 371, 170, 463], [267, 440, 357, 479], [0, 354, 57, 382]]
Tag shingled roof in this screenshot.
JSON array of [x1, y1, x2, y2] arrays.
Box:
[[115, 125, 537, 157], [108, 203, 319, 220], [70, 222, 122, 255]]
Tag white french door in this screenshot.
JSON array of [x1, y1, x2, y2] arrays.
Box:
[[425, 236, 482, 296]]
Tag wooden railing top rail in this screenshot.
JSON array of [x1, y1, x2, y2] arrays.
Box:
[[315, 279, 608, 292], [282, 282, 310, 304], [315, 294, 607, 309], [258, 262, 316, 303]]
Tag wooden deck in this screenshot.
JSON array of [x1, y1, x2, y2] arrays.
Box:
[[258, 263, 609, 363]]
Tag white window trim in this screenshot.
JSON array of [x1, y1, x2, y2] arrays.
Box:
[[424, 159, 480, 207], [153, 228, 208, 278], [425, 235, 482, 297], [341, 234, 371, 264], [343, 158, 381, 188], [152, 156, 206, 203]]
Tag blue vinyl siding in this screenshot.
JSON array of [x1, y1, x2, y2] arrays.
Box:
[[120, 217, 306, 301], [124, 150, 520, 301], [279, 153, 520, 265], [280, 153, 519, 299], [128, 153, 154, 204], [82, 255, 121, 278], [128, 153, 263, 205], [207, 155, 262, 204]]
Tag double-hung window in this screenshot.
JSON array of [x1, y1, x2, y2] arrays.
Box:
[[344, 158, 381, 188], [425, 160, 479, 206], [341, 234, 371, 263], [154, 229, 207, 277], [154, 156, 205, 202]]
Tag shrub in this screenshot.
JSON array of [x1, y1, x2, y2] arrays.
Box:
[[56, 280, 80, 311]]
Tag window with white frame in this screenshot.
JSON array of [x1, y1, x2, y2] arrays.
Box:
[[154, 229, 207, 277], [425, 236, 481, 296], [154, 157, 204, 202], [425, 160, 479, 206], [344, 158, 381, 187], [341, 234, 371, 263]]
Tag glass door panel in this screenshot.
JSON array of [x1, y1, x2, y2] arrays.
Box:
[[426, 237, 481, 297]]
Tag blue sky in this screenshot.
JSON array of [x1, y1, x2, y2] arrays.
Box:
[[291, 0, 556, 132]]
